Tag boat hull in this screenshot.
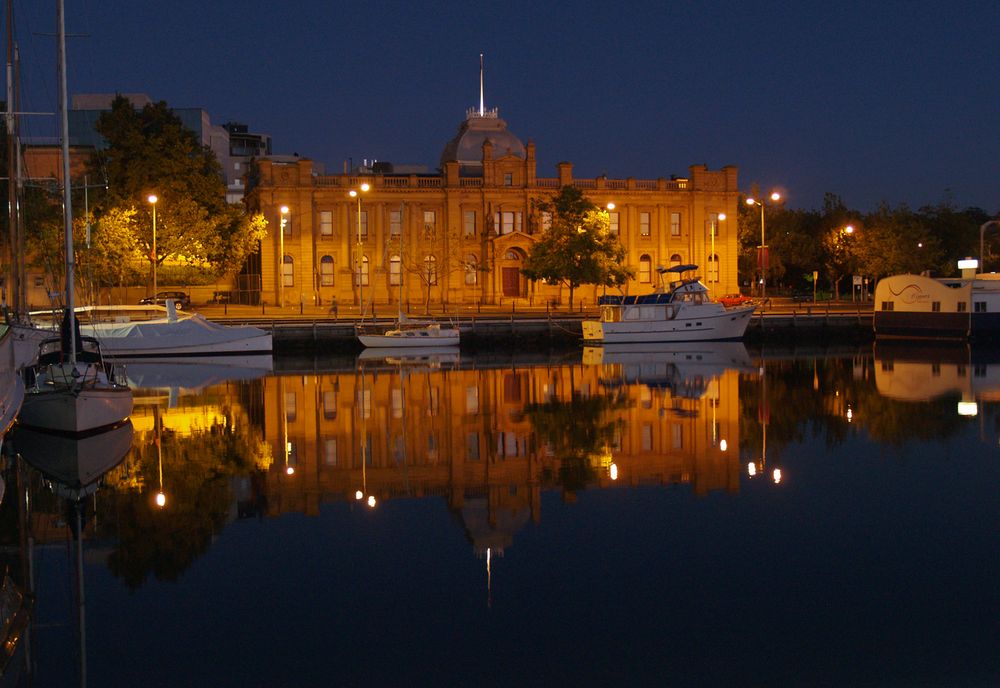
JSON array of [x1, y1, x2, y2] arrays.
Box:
[[18, 384, 133, 435], [359, 329, 460, 348], [582, 306, 754, 343], [82, 315, 273, 357]]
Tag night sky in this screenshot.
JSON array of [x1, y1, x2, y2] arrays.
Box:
[[11, 0, 1000, 212]]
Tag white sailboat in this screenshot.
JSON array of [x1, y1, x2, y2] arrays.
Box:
[[356, 207, 459, 348], [17, 0, 132, 434]]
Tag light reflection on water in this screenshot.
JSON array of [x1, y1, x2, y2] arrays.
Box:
[[13, 342, 1000, 686]]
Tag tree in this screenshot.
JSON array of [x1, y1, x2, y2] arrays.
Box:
[[88, 96, 267, 286], [522, 185, 632, 308], [76, 207, 143, 305]]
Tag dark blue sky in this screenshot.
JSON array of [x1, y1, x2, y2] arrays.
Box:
[[12, 0, 1000, 212]]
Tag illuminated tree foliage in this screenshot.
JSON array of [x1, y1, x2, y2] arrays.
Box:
[[526, 389, 629, 494], [88, 95, 267, 285], [523, 185, 632, 308]]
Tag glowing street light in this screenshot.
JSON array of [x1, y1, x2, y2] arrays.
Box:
[[746, 191, 781, 301], [148, 194, 158, 296], [350, 183, 371, 316]]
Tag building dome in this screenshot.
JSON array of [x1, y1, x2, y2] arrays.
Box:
[[440, 108, 526, 170]]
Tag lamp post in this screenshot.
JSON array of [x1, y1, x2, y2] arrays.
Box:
[[148, 195, 158, 296], [746, 192, 781, 300], [279, 205, 289, 307], [349, 183, 371, 316], [714, 212, 726, 289], [980, 220, 1000, 273]]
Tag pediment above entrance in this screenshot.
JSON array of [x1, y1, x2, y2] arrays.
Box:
[[490, 231, 536, 250]]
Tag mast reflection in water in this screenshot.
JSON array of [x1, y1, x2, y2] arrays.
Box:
[[15, 342, 1000, 686]]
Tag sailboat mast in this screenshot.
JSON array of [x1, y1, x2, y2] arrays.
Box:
[[5, 0, 19, 316], [57, 0, 76, 363]]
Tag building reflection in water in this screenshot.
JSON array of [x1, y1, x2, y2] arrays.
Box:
[[262, 343, 749, 556]]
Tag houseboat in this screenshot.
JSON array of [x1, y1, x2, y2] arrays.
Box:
[[873, 273, 1000, 340]]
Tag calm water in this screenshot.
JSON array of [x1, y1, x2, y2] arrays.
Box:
[[5, 342, 1000, 687]]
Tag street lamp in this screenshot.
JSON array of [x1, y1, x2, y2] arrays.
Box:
[[980, 220, 1000, 272], [148, 194, 158, 296], [349, 183, 371, 316], [713, 212, 726, 288], [279, 205, 289, 307], [746, 191, 781, 301]]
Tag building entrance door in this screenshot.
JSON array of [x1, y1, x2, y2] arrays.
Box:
[[502, 268, 520, 297]]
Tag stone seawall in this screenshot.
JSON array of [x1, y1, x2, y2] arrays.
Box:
[[211, 311, 875, 353]]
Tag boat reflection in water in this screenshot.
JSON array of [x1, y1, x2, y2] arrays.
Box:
[[874, 342, 1000, 416], [12, 419, 133, 688], [583, 341, 754, 397], [14, 421, 134, 500]]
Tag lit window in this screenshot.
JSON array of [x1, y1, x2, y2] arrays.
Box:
[[323, 438, 337, 466], [464, 211, 476, 237], [670, 212, 681, 236], [639, 255, 652, 283], [319, 211, 333, 236], [390, 210, 402, 237], [424, 255, 437, 285], [423, 210, 436, 238], [356, 256, 369, 286], [467, 433, 480, 460], [708, 254, 719, 283], [282, 255, 294, 287], [609, 212, 619, 237], [502, 211, 515, 234], [390, 255, 401, 286], [640, 212, 651, 236], [320, 255, 334, 286], [322, 389, 337, 420], [285, 391, 297, 421], [465, 255, 478, 285]]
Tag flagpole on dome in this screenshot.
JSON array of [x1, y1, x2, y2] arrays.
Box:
[[479, 53, 485, 117]]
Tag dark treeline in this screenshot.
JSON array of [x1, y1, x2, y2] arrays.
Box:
[[738, 192, 998, 298]]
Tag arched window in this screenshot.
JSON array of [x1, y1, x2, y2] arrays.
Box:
[[639, 255, 652, 283], [355, 256, 369, 286], [669, 253, 682, 267], [424, 255, 438, 285], [465, 254, 478, 285], [282, 255, 294, 287], [320, 255, 334, 286], [390, 255, 402, 286], [708, 254, 719, 283]]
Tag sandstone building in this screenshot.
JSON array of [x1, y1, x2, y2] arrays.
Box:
[[245, 102, 740, 310]]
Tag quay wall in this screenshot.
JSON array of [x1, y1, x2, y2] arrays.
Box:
[[209, 309, 876, 353]]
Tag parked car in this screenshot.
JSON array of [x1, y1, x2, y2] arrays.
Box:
[[139, 291, 191, 310]]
